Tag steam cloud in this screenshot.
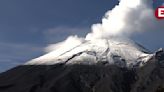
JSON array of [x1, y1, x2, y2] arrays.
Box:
[[86, 0, 154, 40], [46, 0, 156, 52], [28, 0, 162, 63]]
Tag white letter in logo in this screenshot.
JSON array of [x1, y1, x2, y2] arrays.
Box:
[[158, 8, 164, 17]]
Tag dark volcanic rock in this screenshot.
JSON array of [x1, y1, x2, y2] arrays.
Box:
[[0, 50, 164, 92], [0, 63, 163, 92], [0, 64, 136, 92]]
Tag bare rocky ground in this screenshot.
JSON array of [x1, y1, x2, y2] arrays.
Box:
[[0, 50, 163, 92]]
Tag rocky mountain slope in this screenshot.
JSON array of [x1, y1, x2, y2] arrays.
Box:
[[26, 38, 152, 68], [0, 37, 164, 92], [0, 48, 163, 92]]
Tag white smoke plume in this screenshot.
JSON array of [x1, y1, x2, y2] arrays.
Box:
[[28, 0, 162, 64], [46, 0, 155, 52], [86, 0, 154, 40]]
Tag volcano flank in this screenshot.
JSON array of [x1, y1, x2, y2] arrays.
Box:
[[0, 0, 164, 92]]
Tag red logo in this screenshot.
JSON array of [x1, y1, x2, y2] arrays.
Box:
[[155, 6, 164, 19]]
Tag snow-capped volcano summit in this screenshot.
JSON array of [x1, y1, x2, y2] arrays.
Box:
[[25, 0, 156, 68], [26, 37, 153, 67], [1, 0, 164, 92]]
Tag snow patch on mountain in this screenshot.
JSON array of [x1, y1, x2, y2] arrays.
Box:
[[26, 37, 153, 67]]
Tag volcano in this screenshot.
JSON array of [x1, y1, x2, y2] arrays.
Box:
[[26, 37, 152, 68], [0, 0, 164, 91], [0, 37, 164, 92]]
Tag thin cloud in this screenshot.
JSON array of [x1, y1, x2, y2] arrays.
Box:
[[44, 26, 90, 43]]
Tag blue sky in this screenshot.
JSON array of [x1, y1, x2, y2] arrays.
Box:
[[0, 0, 164, 72]]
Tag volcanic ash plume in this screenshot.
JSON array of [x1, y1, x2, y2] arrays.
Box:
[[86, 0, 154, 40], [26, 0, 156, 66], [47, 0, 154, 51]]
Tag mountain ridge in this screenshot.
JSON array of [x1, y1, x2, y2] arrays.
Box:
[[0, 38, 163, 92], [0, 49, 163, 92], [26, 38, 153, 68]]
